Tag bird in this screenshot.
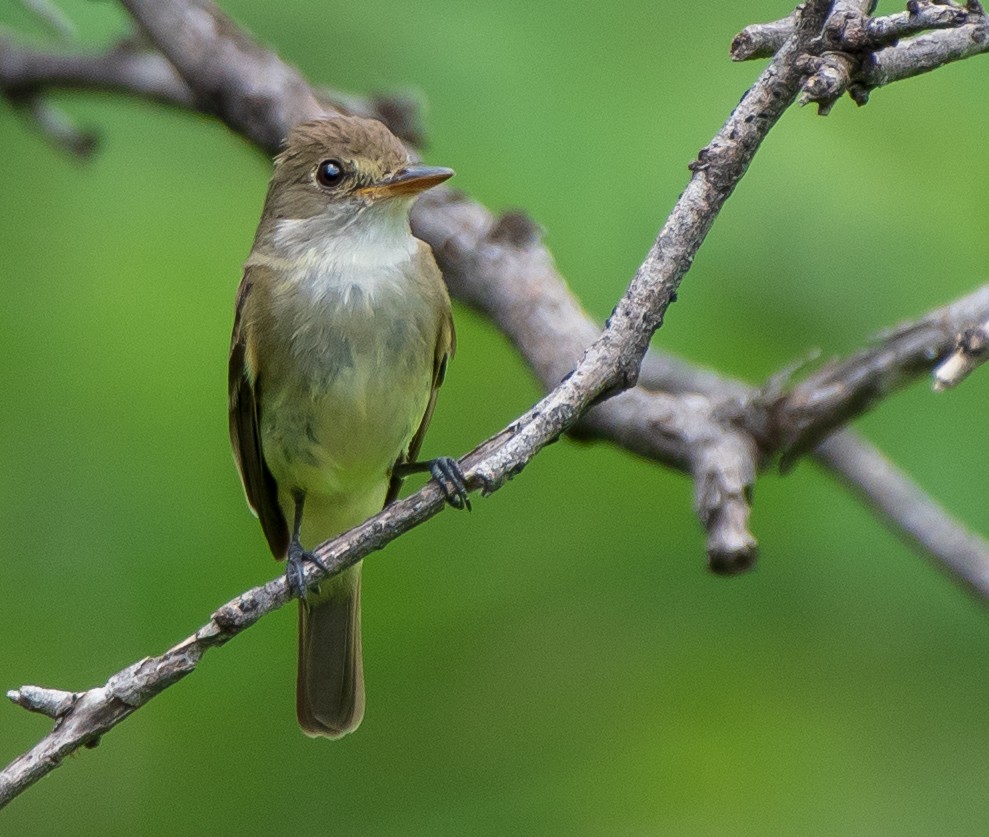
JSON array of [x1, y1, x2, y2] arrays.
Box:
[[229, 115, 467, 738]]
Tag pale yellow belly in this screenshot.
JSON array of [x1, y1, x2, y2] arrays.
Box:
[[261, 354, 433, 546]]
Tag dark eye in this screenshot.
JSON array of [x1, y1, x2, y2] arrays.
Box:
[[316, 159, 345, 187]]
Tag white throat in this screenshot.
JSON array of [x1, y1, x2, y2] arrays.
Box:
[[273, 201, 416, 269], [256, 201, 419, 304]]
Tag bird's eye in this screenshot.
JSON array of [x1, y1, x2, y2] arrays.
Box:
[[316, 159, 345, 187]]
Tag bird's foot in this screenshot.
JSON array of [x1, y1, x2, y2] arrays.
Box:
[[394, 456, 471, 510], [286, 540, 329, 598], [427, 456, 471, 511]]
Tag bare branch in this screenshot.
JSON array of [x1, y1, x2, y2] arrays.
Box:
[[824, 1, 971, 51], [7, 686, 78, 719], [736, 1, 982, 57], [0, 429, 515, 808], [1, 613, 218, 808], [733, 2, 989, 110], [3, 0, 988, 807], [800, 0, 884, 113], [118, 0, 322, 153], [817, 430, 989, 599], [766, 284, 989, 466], [858, 2, 972, 48], [805, 1, 987, 110], [731, 12, 797, 60], [17, 94, 97, 156], [411, 196, 759, 571], [855, 17, 989, 101], [0, 33, 424, 148], [0, 34, 196, 107], [577, 386, 760, 572], [17, 0, 76, 42], [0, 0, 841, 804]]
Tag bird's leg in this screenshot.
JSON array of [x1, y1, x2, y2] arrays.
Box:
[[393, 457, 471, 511], [285, 489, 329, 598]]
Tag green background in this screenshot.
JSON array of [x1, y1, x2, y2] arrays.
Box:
[[2, 1, 988, 833]]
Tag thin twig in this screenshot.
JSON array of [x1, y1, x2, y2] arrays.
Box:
[[17, 0, 76, 41], [734, 1, 982, 60], [733, 1, 988, 109], [739, 1, 988, 110], [854, 17, 989, 101], [766, 284, 989, 467], [817, 430, 989, 598], [731, 12, 797, 60]]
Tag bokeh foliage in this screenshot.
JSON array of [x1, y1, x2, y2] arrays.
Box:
[[1, 1, 988, 833]]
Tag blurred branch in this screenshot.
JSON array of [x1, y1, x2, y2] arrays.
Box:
[[817, 430, 989, 597], [766, 284, 989, 467], [0, 33, 194, 106], [934, 319, 989, 390], [3, 0, 989, 807], [16, 93, 97, 157], [17, 0, 76, 41], [0, 31, 424, 147]]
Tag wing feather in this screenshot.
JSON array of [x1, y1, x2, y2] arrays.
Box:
[[228, 270, 289, 559]]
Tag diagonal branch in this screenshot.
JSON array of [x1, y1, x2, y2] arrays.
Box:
[[0, 0, 837, 806], [2, 0, 985, 566], [4, 0, 989, 809], [7, 277, 989, 807], [817, 430, 989, 597], [765, 284, 989, 466]]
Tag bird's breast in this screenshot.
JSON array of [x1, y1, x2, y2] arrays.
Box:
[[255, 257, 439, 501]]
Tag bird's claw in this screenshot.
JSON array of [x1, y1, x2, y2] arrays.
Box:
[[429, 456, 471, 511], [286, 541, 329, 598]]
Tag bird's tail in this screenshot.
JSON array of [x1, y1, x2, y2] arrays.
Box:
[[296, 563, 365, 738]]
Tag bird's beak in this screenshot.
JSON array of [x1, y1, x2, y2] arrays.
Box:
[[358, 165, 454, 199]]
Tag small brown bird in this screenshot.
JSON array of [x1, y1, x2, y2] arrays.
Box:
[[229, 116, 466, 738]]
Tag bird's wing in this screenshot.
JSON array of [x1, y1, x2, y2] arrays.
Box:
[[228, 266, 289, 559]]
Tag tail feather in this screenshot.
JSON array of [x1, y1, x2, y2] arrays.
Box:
[[296, 563, 365, 739]]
